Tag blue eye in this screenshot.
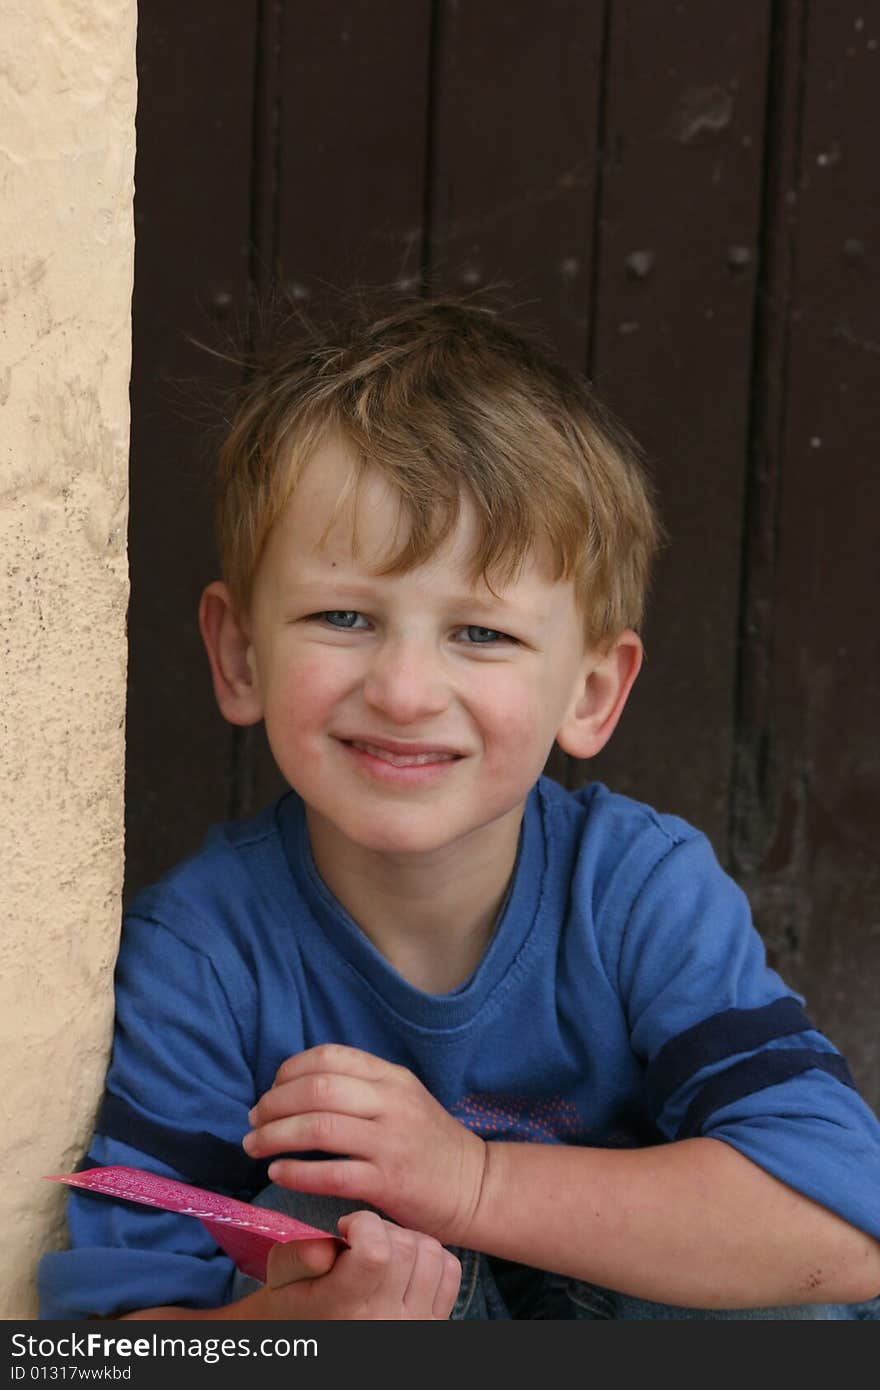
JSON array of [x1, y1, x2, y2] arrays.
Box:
[[322, 611, 363, 628], [462, 625, 505, 644]]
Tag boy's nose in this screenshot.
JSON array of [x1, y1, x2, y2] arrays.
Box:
[[362, 637, 450, 723]]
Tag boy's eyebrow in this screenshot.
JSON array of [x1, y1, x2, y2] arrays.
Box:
[[287, 578, 547, 624]]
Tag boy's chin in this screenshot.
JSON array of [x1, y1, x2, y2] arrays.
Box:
[[309, 797, 528, 861], [328, 814, 466, 857]]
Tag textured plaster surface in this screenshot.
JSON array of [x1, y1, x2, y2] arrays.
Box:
[[0, 1, 136, 1317]]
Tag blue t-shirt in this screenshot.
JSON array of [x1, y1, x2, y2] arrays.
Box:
[[39, 778, 880, 1316]]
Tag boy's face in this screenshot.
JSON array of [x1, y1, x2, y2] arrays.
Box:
[[239, 437, 614, 860]]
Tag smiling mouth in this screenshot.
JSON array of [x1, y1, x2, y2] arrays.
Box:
[[344, 740, 462, 768]]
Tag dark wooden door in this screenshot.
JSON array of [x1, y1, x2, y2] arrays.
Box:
[[127, 1, 879, 1106]]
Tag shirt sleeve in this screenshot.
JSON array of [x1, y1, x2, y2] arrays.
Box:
[[614, 830, 880, 1241], [39, 905, 267, 1319]]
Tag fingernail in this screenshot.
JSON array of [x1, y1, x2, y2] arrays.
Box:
[[247, 1106, 257, 1125], [242, 1131, 255, 1153]]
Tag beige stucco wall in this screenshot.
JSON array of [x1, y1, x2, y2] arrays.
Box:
[[0, 1, 136, 1318]]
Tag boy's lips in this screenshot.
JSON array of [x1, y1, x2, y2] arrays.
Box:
[[337, 736, 464, 768]]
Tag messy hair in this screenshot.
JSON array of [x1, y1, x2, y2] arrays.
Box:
[[214, 294, 661, 649]]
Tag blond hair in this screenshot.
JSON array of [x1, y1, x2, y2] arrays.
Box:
[[215, 296, 661, 649]]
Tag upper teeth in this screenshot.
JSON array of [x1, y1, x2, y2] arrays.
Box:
[[351, 741, 457, 766]]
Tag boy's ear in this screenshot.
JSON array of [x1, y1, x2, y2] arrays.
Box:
[[198, 581, 264, 726], [555, 629, 643, 760]]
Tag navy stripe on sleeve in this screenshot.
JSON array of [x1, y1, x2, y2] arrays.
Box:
[[95, 1090, 270, 1198], [646, 997, 815, 1116], [678, 1048, 856, 1138]]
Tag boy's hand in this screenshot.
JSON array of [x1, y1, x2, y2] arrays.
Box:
[[253, 1210, 461, 1320], [243, 1044, 487, 1245]]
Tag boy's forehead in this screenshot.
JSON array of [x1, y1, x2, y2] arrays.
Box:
[[281, 439, 405, 561], [266, 436, 581, 622]]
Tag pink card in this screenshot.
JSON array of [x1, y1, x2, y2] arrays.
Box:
[[47, 1165, 343, 1283]]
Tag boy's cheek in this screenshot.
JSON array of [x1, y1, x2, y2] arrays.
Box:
[[481, 693, 545, 751], [265, 654, 352, 718]]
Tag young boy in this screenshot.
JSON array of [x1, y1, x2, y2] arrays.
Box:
[[40, 298, 880, 1320]]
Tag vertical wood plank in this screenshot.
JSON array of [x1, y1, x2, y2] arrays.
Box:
[[125, 2, 258, 899], [277, 0, 433, 298], [730, 2, 806, 886], [582, 0, 772, 853], [739, 1, 880, 1104], [429, 0, 605, 372]]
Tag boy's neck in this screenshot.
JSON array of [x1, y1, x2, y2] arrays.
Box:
[[304, 803, 526, 995]]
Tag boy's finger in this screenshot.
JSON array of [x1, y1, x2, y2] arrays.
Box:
[[275, 1044, 395, 1086], [396, 1231, 443, 1310], [244, 1112, 375, 1163], [330, 1210, 395, 1298], [383, 1226, 421, 1303], [434, 1250, 463, 1319], [266, 1235, 339, 1289], [396, 1233, 461, 1318], [248, 1073, 380, 1127]]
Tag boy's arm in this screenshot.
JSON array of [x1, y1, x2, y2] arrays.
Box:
[[246, 1044, 880, 1310], [465, 1133, 880, 1308]]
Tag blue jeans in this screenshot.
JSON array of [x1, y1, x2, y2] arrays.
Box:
[[231, 1185, 879, 1320]]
